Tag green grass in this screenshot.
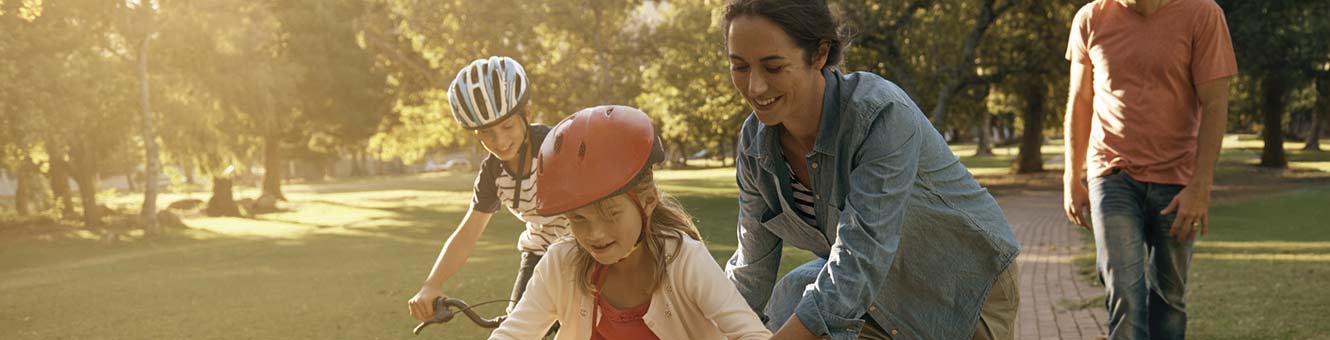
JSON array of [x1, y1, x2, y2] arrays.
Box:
[[3, 133, 1328, 338], [1186, 185, 1330, 339], [1065, 184, 1330, 339], [0, 168, 820, 339]]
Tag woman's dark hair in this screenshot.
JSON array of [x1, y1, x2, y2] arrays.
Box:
[[722, 0, 851, 70]]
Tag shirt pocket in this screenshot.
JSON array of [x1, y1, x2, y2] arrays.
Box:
[[760, 210, 831, 259]]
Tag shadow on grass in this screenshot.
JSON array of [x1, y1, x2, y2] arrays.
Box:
[[1062, 184, 1330, 338]]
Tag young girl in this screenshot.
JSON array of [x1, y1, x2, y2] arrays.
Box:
[[489, 105, 770, 340]]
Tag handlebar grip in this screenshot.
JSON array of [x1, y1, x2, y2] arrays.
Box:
[[412, 297, 507, 335]]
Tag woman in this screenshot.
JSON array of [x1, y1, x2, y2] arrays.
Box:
[[720, 1, 1021, 339]]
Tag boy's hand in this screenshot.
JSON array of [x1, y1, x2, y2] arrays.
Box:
[[408, 286, 446, 321]]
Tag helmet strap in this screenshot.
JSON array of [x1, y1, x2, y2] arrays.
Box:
[[509, 115, 533, 210], [590, 189, 651, 329], [614, 190, 651, 263]]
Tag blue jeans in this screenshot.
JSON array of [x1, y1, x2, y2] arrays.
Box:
[[1089, 171, 1193, 340]]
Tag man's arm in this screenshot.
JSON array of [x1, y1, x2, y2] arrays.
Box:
[[1163, 77, 1231, 241], [1063, 62, 1094, 228]]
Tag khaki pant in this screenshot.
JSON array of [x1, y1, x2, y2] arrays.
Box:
[[858, 262, 1020, 340]]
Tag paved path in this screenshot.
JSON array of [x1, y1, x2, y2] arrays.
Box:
[[998, 190, 1108, 340]]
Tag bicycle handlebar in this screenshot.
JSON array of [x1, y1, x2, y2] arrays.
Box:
[[413, 297, 507, 335]]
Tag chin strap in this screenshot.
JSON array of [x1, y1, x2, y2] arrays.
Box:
[[591, 189, 652, 329]]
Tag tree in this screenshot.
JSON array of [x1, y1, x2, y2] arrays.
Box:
[[1219, 0, 1330, 168], [1305, 74, 1328, 152], [637, 0, 747, 167], [361, 0, 655, 163], [981, 0, 1079, 173], [2, 0, 139, 231], [116, 0, 163, 235]]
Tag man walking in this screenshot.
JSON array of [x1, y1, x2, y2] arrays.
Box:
[[1063, 0, 1236, 339]]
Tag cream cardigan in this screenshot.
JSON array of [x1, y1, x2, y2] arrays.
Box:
[[489, 236, 772, 340]]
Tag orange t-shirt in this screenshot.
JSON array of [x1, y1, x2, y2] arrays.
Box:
[[1066, 0, 1238, 185]]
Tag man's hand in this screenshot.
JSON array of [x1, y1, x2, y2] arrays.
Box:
[[1162, 185, 1211, 242], [771, 314, 820, 340], [1064, 179, 1092, 229]]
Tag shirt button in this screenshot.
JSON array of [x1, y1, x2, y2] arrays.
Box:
[[811, 162, 818, 169], [891, 329, 899, 335], [868, 306, 877, 312]]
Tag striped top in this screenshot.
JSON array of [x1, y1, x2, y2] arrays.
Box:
[[786, 163, 818, 227], [473, 125, 571, 255]]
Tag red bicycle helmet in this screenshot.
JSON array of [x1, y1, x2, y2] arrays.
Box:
[[535, 105, 664, 216]]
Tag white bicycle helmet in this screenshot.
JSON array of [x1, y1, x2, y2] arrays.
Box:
[[447, 56, 530, 130]]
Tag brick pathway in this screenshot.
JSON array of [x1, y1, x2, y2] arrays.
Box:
[[998, 190, 1108, 340]]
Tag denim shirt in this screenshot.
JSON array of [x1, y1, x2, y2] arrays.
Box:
[[725, 69, 1020, 340]]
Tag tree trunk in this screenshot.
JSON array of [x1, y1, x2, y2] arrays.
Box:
[[976, 112, 994, 156], [73, 170, 100, 229], [1305, 77, 1327, 152], [47, 151, 76, 219], [206, 176, 241, 217], [262, 134, 286, 201], [975, 85, 996, 157], [1015, 80, 1046, 174], [591, 0, 608, 96], [351, 150, 367, 177], [375, 151, 386, 176], [1260, 74, 1289, 168], [15, 158, 37, 216], [137, 37, 161, 236]]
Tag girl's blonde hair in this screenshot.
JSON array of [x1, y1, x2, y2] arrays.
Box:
[[569, 175, 702, 294]]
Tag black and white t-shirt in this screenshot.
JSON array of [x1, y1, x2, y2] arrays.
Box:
[[472, 125, 570, 255], [786, 163, 818, 227]]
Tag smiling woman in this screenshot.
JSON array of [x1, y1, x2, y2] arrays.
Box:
[[719, 1, 1022, 340]]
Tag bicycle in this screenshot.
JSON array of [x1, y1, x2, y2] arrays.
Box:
[[413, 297, 559, 339]]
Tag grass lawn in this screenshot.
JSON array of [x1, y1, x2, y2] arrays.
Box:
[[1186, 185, 1330, 339], [2, 134, 1327, 339], [0, 169, 820, 339], [1068, 184, 1330, 339]]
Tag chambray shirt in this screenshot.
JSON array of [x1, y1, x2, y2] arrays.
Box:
[[725, 69, 1020, 340]]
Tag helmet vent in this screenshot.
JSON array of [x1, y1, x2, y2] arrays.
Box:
[[578, 142, 588, 159], [604, 107, 615, 117], [552, 133, 564, 154]]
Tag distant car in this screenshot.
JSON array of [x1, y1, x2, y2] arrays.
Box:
[[425, 159, 472, 172], [441, 159, 472, 171], [424, 160, 444, 172]]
